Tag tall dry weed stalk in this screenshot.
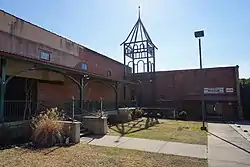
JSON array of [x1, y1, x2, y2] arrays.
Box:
[[31, 108, 64, 147]]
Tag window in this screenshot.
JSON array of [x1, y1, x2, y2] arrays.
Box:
[[81, 63, 88, 71], [40, 51, 50, 61], [106, 70, 112, 77]]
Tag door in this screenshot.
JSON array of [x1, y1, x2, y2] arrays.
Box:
[[206, 102, 222, 117]]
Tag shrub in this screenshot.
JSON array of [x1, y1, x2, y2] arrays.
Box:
[[118, 109, 132, 123], [133, 109, 143, 119], [178, 110, 187, 120], [107, 109, 133, 125], [31, 108, 64, 148]]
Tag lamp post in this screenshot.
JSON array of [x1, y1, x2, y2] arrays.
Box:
[[194, 30, 206, 131]]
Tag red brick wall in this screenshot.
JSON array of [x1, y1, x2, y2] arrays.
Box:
[[222, 102, 237, 120], [37, 77, 126, 108], [128, 66, 239, 120], [37, 78, 79, 107], [78, 49, 126, 80], [84, 80, 116, 102], [131, 66, 238, 103]]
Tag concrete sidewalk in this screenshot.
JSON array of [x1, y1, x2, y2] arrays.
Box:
[[208, 122, 250, 167], [230, 122, 250, 142], [81, 135, 207, 159]]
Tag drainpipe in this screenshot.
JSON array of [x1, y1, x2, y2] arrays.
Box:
[[235, 65, 243, 119], [0, 58, 6, 122]]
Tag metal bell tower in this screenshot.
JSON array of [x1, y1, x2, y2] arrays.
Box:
[[121, 6, 157, 77]]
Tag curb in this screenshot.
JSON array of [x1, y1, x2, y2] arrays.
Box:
[[229, 124, 250, 143]]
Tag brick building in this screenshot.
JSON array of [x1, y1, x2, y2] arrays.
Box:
[[0, 10, 133, 122], [128, 67, 241, 120], [0, 9, 242, 122], [121, 9, 242, 120]]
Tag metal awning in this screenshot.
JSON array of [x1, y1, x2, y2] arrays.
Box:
[[0, 51, 136, 85]]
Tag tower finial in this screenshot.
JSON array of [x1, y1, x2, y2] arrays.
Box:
[[138, 6, 140, 19]]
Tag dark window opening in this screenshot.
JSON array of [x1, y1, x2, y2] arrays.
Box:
[[106, 70, 112, 77]]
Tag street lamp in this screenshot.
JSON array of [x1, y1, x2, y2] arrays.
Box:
[[194, 30, 207, 131]]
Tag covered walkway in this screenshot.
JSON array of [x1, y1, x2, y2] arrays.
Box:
[[0, 51, 136, 122]]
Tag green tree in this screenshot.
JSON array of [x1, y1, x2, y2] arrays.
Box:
[[240, 78, 250, 85]]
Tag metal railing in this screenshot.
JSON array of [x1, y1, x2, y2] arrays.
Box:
[[62, 100, 117, 113], [4, 100, 38, 122], [2, 99, 137, 122]]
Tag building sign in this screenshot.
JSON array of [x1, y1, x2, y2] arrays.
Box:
[[40, 51, 50, 61], [204, 87, 224, 94], [81, 63, 88, 71], [226, 88, 234, 93]]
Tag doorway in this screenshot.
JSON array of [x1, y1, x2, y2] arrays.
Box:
[[4, 76, 37, 121], [206, 102, 223, 118]]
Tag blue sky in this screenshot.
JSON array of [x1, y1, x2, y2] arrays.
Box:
[[1, 0, 250, 78]]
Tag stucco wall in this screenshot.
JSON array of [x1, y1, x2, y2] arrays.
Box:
[[0, 31, 82, 69], [0, 10, 79, 56], [0, 10, 129, 82], [5, 59, 64, 82]]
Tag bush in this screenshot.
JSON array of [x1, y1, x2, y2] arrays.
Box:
[[31, 108, 64, 148], [178, 110, 187, 120], [118, 109, 132, 123], [133, 109, 143, 119], [107, 109, 133, 125]]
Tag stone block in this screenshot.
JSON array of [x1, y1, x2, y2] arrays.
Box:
[[82, 116, 107, 135], [58, 121, 81, 144]]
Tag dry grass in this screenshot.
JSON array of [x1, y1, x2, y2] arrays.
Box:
[[109, 118, 207, 145], [0, 144, 207, 167], [31, 108, 64, 147]]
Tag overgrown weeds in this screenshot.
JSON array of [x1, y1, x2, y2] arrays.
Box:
[[31, 108, 64, 148]]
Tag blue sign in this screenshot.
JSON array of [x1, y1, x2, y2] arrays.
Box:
[[81, 63, 88, 70]]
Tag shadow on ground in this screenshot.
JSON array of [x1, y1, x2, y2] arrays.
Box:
[[207, 130, 250, 154], [109, 117, 160, 137]]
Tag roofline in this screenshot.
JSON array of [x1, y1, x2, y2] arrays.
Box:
[[0, 9, 124, 66], [83, 47, 124, 66], [120, 13, 157, 49], [0, 51, 136, 85], [0, 9, 79, 48], [155, 66, 239, 73]]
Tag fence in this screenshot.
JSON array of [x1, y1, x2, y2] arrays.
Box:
[[3, 99, 138, 122], [4, 100, 39, 122]]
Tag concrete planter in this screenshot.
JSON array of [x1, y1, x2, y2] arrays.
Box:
[[0, 120, 81, 146], [56, 121, 81, 144], [0, 120, 32, 145], [82, 116, 108, 135]]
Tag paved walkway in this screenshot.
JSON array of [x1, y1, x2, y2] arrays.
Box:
[[231, 121, 250, 142], [208, 122, 250, 167], [81, 135, 207, 159]]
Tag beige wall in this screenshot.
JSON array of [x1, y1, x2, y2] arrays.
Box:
[[0, 10, 81, 57], [5, 59, 65, 82], [0, 10, 126, 81], [0, 30, 82, 68]]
